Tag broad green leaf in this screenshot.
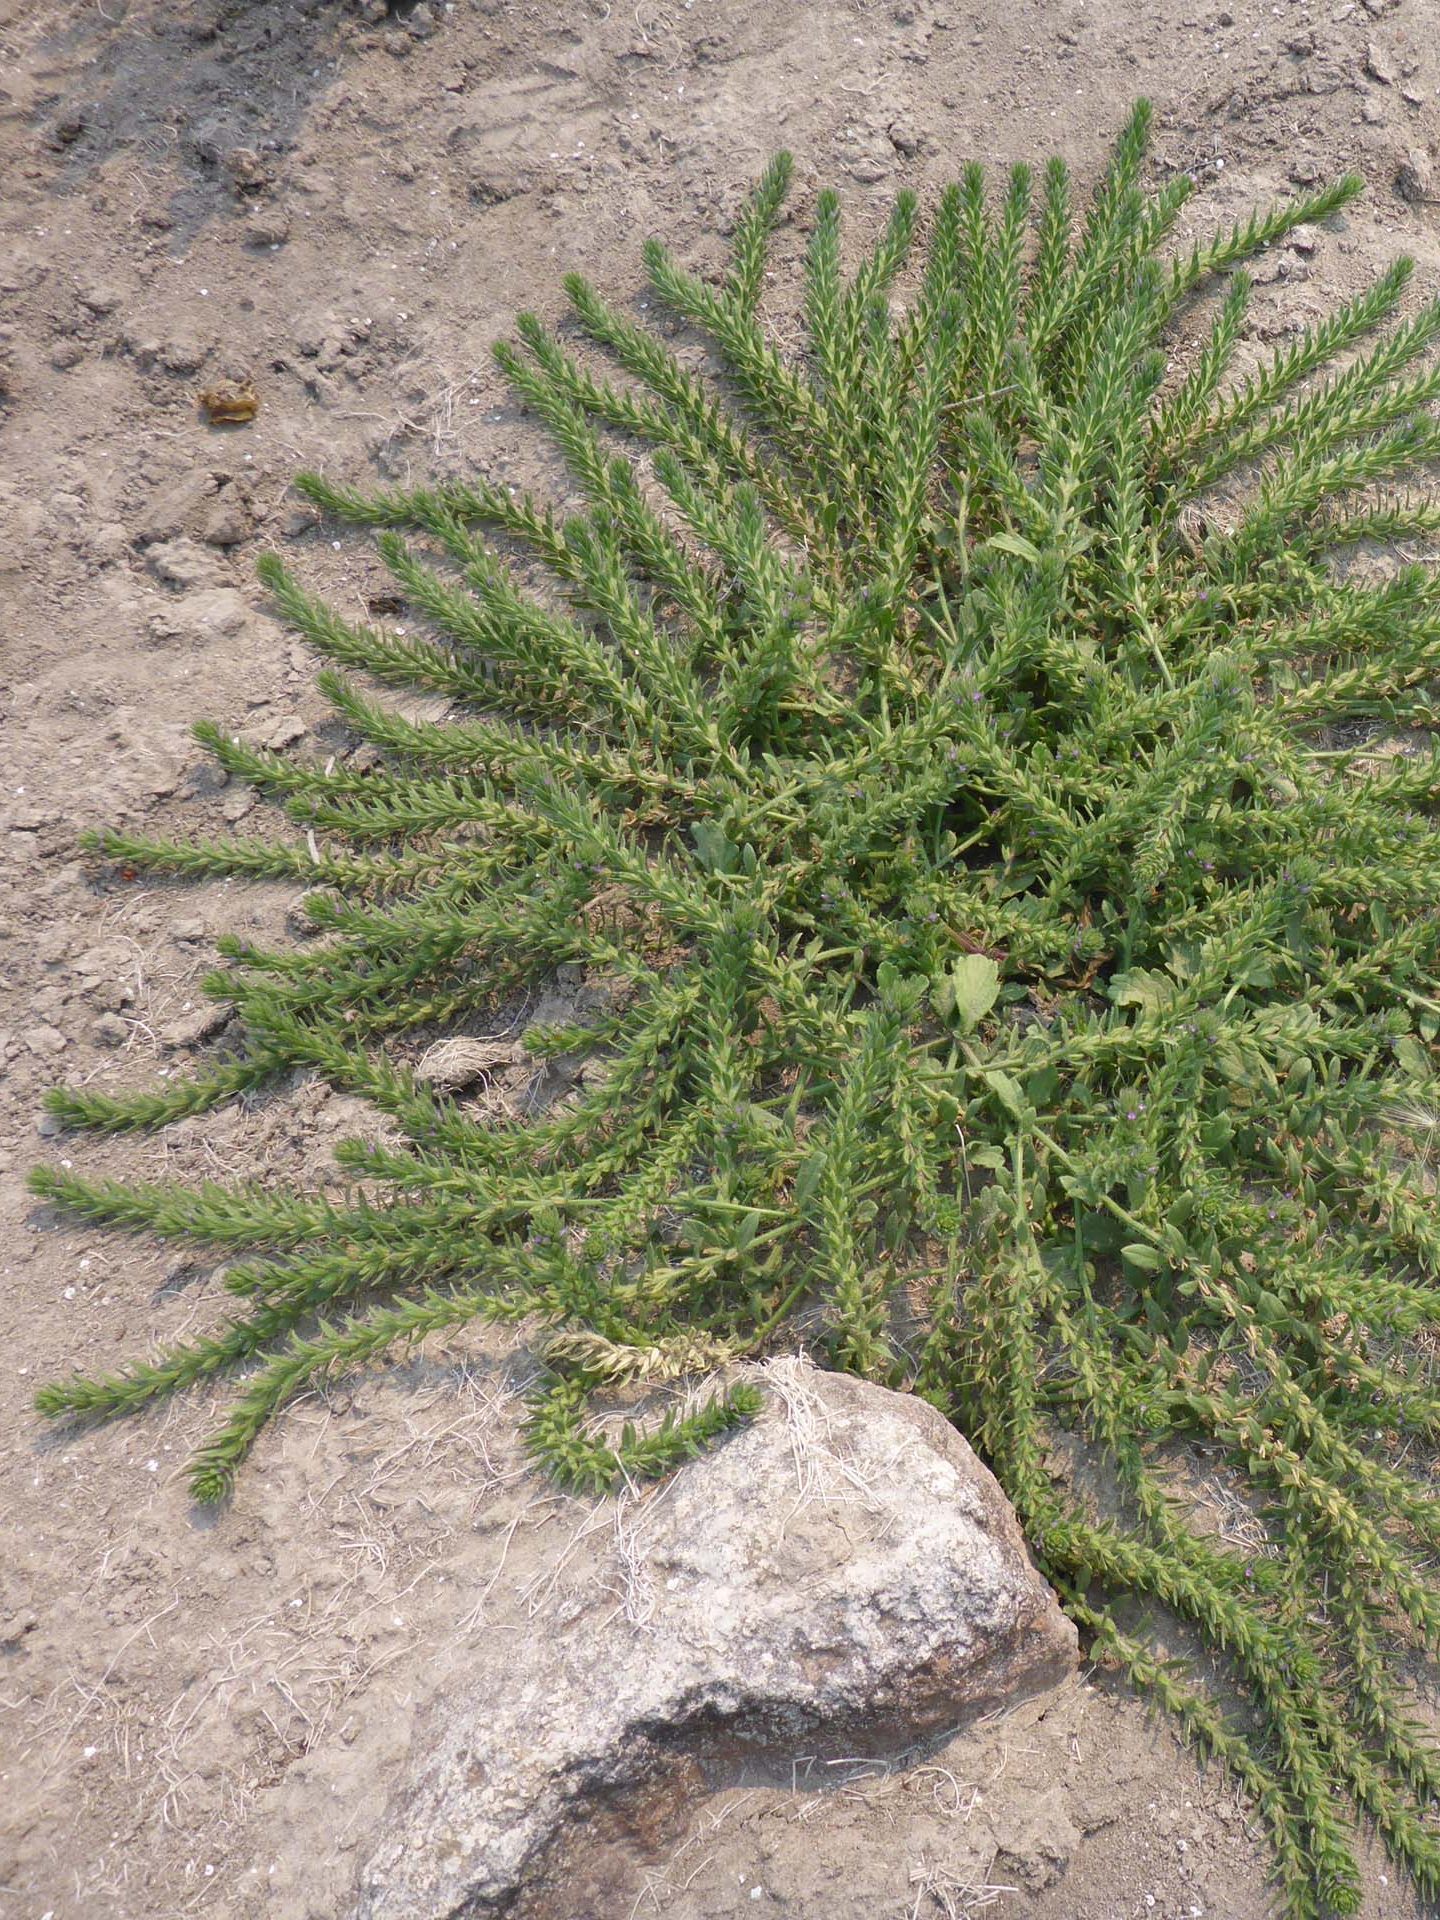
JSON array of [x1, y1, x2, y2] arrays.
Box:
[[1122, 1242, 1166, 1274], [1395, 1033, 1431, 1082], [690, 818, 738, 873], [1107, 968, 1176, 1015], [981, 1069, 1027, 1119], [984, 530, 1044, 565], [948, 954, 1001, 1033]]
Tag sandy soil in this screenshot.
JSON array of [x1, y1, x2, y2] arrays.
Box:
[[2, 0, 1439, 1915]]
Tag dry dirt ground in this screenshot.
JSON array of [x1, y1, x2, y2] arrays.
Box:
[[2, 1, 1440, 1916]]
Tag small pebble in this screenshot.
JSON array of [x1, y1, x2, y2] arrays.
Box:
[[1396, 149, 1435, 204]]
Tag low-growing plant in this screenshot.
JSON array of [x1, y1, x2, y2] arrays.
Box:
[[32, 102, 1440, 1915]]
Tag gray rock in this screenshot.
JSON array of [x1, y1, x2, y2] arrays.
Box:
[[176, 587, 251, 638], [79, 283, 122, 315], [1397, 148, 1435, 205], [146, 538, 223, 590], [222, 146, 269, 194], [257, 713, 307, 752], [357, 1358, 1077, 1919], [460, 149, 549, 207], [278, 500, 321, 538], [159, 1003, 231, 1052], [21, 1024, 67, 1057], [198, 490, 253, 547], [244, 207, 292, 249], [159, 336, 208, 376], [137, 468, 220, 544], [86, 522, 129, 567]]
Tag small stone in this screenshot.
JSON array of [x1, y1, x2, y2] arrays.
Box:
[[147, 539, 223, 590], [160, 337, 207, 376], [1217, 8, 1235, 22], [159, 1004, 231, 1051], [50, 339, 85, 370], [159, 1253, 201, 1293], [407, 1, 436, 35], [1401, 86, 1426, 107], [292, 309, 332, 357], [174, 587, 251, 638], [222, 146, 268, 193], [137, 469, 219, 544], [262, 714, 308, 751], [1288, 224, 1318, 255], [49, 111, 88, 147], [80, 284, 122, 315], [85, 975, 135, 1012], [93, 1012, 130, 1047], [22, 1024, 68, 1057], [221, 789, 256, 824], [243, 208, 292, 248], [176, 758, 229, 800], [1365, 40, 1395, 84], [1288, 159, 1321, 186], [1396, 149, 1435, 204], [87, 523, 129, 566], [199, 492, 252, 547], [278, 501, 321, 538], [466, 156, 538, 206], [0, 1609, 38, 1647], [74, 941, 133, 983], [1361, 97, 1387, 124]]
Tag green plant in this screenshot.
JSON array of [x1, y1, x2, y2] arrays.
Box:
[[31, 102, 1440, 1913]]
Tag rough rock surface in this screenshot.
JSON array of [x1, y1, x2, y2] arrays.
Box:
[[357, 1358, 1077, 1919]]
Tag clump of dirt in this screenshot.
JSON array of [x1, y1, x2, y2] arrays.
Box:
[[2, 1, 1438, 1916]]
